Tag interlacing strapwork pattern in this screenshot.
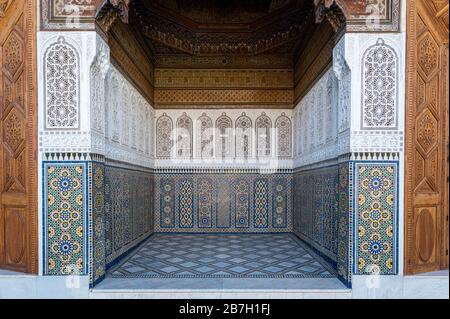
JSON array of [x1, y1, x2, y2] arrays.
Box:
[[215, 113, 233, 159], [256, 112, 272, 158], [197, 113, 213, 159], [275, 113, 292, 158], [362, 38, 398, 129], [293, 68, 338, 167], [235, 113, 252, 158], [156, 113, 173, 159], [176, 113, 193, 158], [155, 172, 292, 233], [44, 163, 87, 275], [355, 163, 398, 275], [44, 37, 80, 129], [155, 111, 292, 161]]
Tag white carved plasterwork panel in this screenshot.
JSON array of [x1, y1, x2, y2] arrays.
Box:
[[176, 113, 193, 158], [38, 32, 155, 168], [130, 94, 138, 150], [325, 73, 338, 143], [38, 32, 98, 152], [256, 112, 272, 158], [350, 131, 404, 153], [154, 109, 292, 168], [333, 37, 351, 135], [316, 86, 324, 146], [293, 68, 339, 168], [197, 113, 214, 159], [44, 36, 80, 129], [90, 39, 109, 137], [361, 38, 398, 130], [121, 84, 130, 146], [107, 72, 120, 142], [344, 33, 405, 154], [103, 65, 154, 165], [156, 113, 173, 159], [235, 113, 252, 159], [275, 113, 292, 158], [215, 113, 233, 159]]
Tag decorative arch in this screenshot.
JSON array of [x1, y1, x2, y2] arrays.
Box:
[[108, 72, 120, 142], [130, 93, 138, 149], [156, 113, 173, 158], [176, 112, 193, 158], [325, 72, 337, 142], [256, 112, 272, 157], [235, 112, 252, 159], [316, 85, 324, 145], [144, 108, 150, 155], [44, 36, 80, 129], [296, 107, 303, 155], [215, 112, 233, 158], [302, 101, 309, 152], [197, 113, 213, 159], [275, 112, 292, 158], [121, 83, 130, 145], [361, 38, 398, 129]]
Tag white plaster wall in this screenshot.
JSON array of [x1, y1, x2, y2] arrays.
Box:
[[154, 109, 293, 169], [37, 31, 99, 276], [104, 65, 155, 168], [36, 31, 156, 276], [292, 67, 339, 168], [339, 0, 407, 275]]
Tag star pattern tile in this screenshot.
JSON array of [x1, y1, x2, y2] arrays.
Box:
[[108, 234, 336, 278]]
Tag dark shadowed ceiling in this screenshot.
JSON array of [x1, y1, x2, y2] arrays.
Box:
[[129, 0, 315, 57], [150, 0, 296, 25]]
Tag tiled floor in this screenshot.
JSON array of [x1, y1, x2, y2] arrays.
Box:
[[108, 233, 336, 279]]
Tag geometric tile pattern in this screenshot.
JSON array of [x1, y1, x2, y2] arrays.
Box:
[[108, 234, 335, 278], [337, 162, 352, 286], [91, 162, 106, 284], [354, 162, 398, 275], [155, 171, 292, 232], [104, 165, 154, 266], [293, 165, 339, 263], [43, 162, 88, 275]]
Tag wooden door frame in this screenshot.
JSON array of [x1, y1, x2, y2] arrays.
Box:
[[405, 0, 449, 275], [0, 0, 38, 274]]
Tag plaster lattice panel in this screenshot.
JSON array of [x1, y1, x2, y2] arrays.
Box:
[[293, 67, 340, 168], [343, 33, 405, 154], [154, 109, 293, 169], [38, 31, 99, 153], [104, 65, 155, 168]]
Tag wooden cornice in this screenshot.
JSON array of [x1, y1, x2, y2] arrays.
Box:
[[96, 0, 131, 33]]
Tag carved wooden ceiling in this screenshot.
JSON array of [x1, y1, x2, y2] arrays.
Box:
[[129, 0, 315, 57], [96, 0, 346, 107]]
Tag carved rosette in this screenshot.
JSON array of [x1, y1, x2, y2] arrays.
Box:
[[314, 0, 347, 32], [96, 0, 131, 33]]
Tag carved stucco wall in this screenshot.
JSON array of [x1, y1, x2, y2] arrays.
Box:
[[37, 31, 156, 284], [291, 30, 405, 284], [36, 2, 408, 286], [154, 109, 293, 169]]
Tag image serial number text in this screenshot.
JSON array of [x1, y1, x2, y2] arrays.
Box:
[[179, 303, 271, 317]]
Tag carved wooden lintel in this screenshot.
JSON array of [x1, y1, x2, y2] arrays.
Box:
[[314, 0, 347, 32], [96, 0, 131, 33]]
